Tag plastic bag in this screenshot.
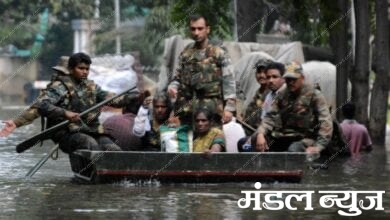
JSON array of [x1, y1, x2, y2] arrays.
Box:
[[160, 125, 193, 152]]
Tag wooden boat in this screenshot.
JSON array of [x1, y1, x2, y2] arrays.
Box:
[[69, 150, 313, 184]]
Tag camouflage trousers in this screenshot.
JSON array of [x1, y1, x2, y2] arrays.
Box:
[[56, 131, 121, 154], [175, 96, 224, 128]]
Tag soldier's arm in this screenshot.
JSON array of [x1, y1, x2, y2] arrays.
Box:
[[254, 98, 280, 151], [36, 81, 68, 118], [220, 48, 236, 100], [222, 65, 236, 100], [257, 97, 279, 135], [313, 90, 333, 150], [0, 106, 40, 137], [167, 54, 183, 96], [216, 47, 236, 113], [168, 71, 181, 91], [11, 90, 49, 127], [13, 107, 40, 127], [245, 90, 261, 118]]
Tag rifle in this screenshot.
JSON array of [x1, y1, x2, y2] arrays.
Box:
[[16, 86, 137, 153], [236, 118, 256, 133]]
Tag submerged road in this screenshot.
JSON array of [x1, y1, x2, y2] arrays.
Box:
[[0, 108, 389, 219]]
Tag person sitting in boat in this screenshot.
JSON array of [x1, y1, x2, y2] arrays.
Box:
[[254, 61, 333, 153], [222, 110, 246, 152], [193, 107, 225, 153], [0, 55, 70, 138], [0, 52, 140, 154], [243, 59, 271, 129], [237, 61, 287, 152], [133, 92, 172, 151], [103, 91, 151, 151]]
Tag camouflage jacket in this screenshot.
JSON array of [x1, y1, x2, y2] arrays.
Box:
[[169, 41, 236, 101], [14, 74, 137, 134], [257, 84, 333, 149], [244, 87, 269, 128], [13, 105, 41, 127]]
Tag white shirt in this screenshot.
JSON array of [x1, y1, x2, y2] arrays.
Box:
[[223, 118, 246, 153], [133, 106, 151, 137], [261, 84, 286, 119]]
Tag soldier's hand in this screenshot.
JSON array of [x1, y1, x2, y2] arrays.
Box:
[[0, 120, 17, 137], [167, 114, 180, 128], [305, 146, 321, 154], [224, 98, 236, 112], [167, 87, 177, 98], [255, 133, 268, 152], [142, 96, 152, 108], [64, 110, 81, 122]]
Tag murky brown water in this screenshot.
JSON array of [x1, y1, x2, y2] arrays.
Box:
[[1, 108, 389, 219]]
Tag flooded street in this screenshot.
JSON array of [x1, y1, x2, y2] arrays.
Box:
[[0, 108, 389, 219]]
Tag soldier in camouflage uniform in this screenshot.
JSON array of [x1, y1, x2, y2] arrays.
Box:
[[0, 55, 70, 138], [254, 61, 333, 153], [167, 14, 236, 128], [0, 53, 139, 153], [244, 59, 271, 128]]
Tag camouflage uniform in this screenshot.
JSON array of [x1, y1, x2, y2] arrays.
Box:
[[14, 74, 138, 153], [13, 107, 41, 127], [257, 84, 333, 151], [244, 87, 269, 129], [169, 42, 236, 127]]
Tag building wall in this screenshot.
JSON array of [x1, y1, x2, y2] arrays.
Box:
[[0, 56, 38, 105]]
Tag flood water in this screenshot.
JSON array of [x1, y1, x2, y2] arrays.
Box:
[[0, 108, 389, 219]]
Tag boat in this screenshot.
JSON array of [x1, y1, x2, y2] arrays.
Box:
[[69, 150, 314, 184]]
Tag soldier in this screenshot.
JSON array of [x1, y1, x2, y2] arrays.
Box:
[[244, 59, 271, 129], [0, 55, 70, 138], [254, 61, 333, 153], [167, 14, 236, 128], [1, 52, 139, 153]]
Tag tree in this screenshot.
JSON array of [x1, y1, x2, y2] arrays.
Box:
[[276, 0, 331, 46], [369, 0, 390, 145], [93, 0, 173, 66], [351, 0, 370, 125], [0, 0, 99, 79], [170, 0, 233, 40], [236, 0, 265, 42], [323, 0, 350, 120]]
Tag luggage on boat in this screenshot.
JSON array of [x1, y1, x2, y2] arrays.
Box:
[[160, 125, 193, 152]]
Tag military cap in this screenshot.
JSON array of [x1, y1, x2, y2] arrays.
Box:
[[254, 59, 273, 71], [52, 56, 69, 74], [283, 61, 304, 79]]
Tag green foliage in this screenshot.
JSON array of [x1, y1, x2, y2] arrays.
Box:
[[139, 4, 177, 65], [0, 24, 35, 48], [274, 0, 334, 46], [0, 0, 233, 71], [170, 0, 234, 40], [39, 22, 74, 79], [94, 1, 173, 66]]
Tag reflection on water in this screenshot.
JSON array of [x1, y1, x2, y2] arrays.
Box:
[[0, 109, 389, 219]]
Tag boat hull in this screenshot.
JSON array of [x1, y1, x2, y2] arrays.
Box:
[[70, 151, 309, 184]]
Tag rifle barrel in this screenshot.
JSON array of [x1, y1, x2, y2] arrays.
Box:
[[16, 86, 137, 153]]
